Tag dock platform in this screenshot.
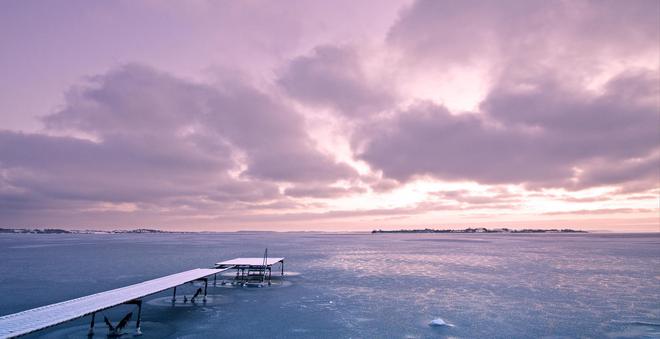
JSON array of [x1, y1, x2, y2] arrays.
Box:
[[0, 255, 285, 338], [0, 268, 226, 338], [216, 257, 284, 285]]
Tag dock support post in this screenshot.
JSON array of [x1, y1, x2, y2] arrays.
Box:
[[87, 312, 95, 336], [135, 299, 143, 335], [171, 286, 177, 303], [204, 278, 208, 302], [123, 299, 143, 335], [213, 273, 217, 286], [281, 261, 284, 278]]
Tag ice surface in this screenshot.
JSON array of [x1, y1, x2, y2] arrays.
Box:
[[0, 232, 658, 338]]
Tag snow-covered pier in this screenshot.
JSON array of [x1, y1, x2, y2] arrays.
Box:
[[0, 256, 285, 338], [215, 257, 285, 286]]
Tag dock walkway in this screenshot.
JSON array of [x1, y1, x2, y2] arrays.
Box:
[[0, 268, 225, 338]]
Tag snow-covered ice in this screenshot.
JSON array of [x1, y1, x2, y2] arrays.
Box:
[[0, 232, 658, 338]]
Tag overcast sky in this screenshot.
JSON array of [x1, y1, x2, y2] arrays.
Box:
[[1, 0, 658, 231]]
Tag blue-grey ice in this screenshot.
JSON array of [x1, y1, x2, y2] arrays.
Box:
[[0, 232, 658, 338]]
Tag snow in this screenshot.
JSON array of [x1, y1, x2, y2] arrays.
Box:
[[0, 268, 225, 338], [215, 257, 284, 267], [429, 318, 453, 327], [1, 233, 658, 338]]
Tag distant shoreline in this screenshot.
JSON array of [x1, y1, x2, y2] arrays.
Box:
[[372, 228, 587, 234], [0, 228, 179, 234], [0, 227, 619, 234], [0, 228, 366, 234]]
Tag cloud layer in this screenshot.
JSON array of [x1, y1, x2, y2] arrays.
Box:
[[358, 69, 659, 190], [0, 0, 658, 230]]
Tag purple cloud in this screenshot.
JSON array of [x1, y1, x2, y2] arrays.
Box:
[[278, 45, 395, 117], [0, 64, 359, 225], [44, 64, 356, 184], [388, 0, 659, 69], [0, 0, 657, 230], [284, 184, 367, 198], [357, 68, 659, 189]]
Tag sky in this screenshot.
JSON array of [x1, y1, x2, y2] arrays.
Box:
[[0, 0, 658, 232]]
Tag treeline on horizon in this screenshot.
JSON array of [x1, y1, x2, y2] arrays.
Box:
[[372, 227, 587, 234], [1, 227, 588, 235], [0, 228, 168, 234]]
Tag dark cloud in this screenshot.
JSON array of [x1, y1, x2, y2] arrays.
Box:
[[357, 69, 660, 189], [0, 130, 238, 201], [1, 1, 658, 230], [45, 64, 356, 183], [388, 0, 659, 69], [357, 101, 561, 184], [575, 153, 659, 190], [1, 64, 359, 225], [211, 205, 424, 223], [278, 45, 395, 117], [433, 189, 520, 205], [543, 208, 655, 216], [284, 184, 367, 198], [199, 81, 357, 183], [242, 199, 320, 211], [367, 178, 400, 193], [372, 0, 659, 194]]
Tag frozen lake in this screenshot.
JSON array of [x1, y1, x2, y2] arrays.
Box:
[[0, 232, 659, 338]]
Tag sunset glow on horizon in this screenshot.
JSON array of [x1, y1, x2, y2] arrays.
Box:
[[0, 0, 658, 232]]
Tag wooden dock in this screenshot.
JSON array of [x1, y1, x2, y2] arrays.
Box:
[[0, 256, 285, 338]]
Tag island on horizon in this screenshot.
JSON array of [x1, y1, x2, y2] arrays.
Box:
[[1, 227, 590, 234], [0, 228, 172, 234], [372, 227, 587, 234]]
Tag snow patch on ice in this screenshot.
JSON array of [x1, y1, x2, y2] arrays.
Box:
[[429, 317, 454, 327]]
